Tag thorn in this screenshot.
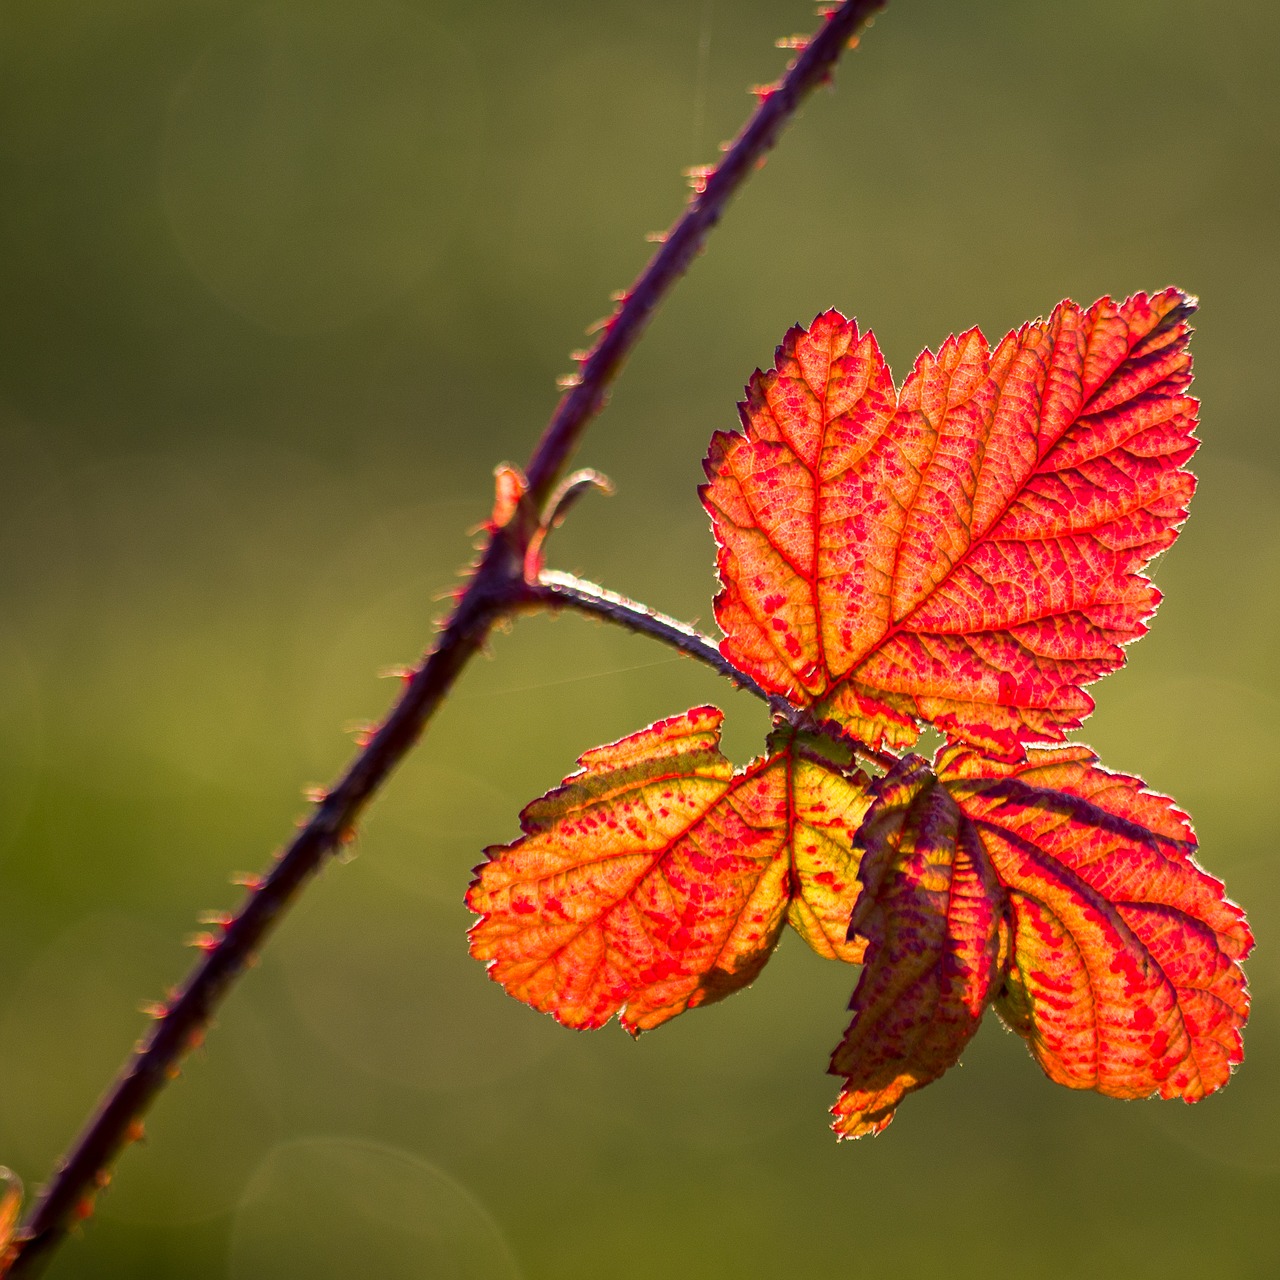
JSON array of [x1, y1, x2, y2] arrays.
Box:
[[376, 663, 415, 682], [846, 34, 861, 50], [522, 540, 545, 585], [815, 3, 839, 14], [750, 82, 779, 102], [584, 315, 610, 336], [197, 910, 233, 930], [569, 349, 589, 363], [644, 231, 668, 244], [92, 1171, 111, 1191], [73, 1194, 95, 1224], [539, 468, 615, 534], [231, 872, 263, 890], [186, 1028, 206, 1053], [683, 164, 714, 195], [775, 35, 809, 50], [302, 784, 328, 805], [185, 931, 218, 952], [488, 462, 529, 531], [555, 372, 583, 390], [139, 1001, 169, 1019], [609, 289, 629, 303], [126, 1121, 147, 1145], [334, 825, 360, 865]]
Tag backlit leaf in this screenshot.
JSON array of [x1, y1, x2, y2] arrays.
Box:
[[702, 289, 1198, 758], [0, 1168, 21, 1254], [467, 708, 871, 1034], [939, 745, 1252, 1101], [474, 288, 1250, 1138], [829, 746, 1250, 1135], [829, 757, 1005, 1138]]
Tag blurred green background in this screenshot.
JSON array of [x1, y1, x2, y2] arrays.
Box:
[[1, 0, 1277, 1276]]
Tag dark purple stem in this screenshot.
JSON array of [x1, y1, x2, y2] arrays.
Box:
[[526, 571, 783, 707], [1, 3, 885, 1273], [523, 0, 885, 507]]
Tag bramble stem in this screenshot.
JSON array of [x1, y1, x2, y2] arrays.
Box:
[[522, 0, 885, 506], [524, 573, 899, 773], [525, 571, 784, 709], [0, 3, 885, 1273]]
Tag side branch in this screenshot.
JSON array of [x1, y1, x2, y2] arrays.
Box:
[[527, 573, 899, 773], [525, 571, 781, 709], [0, 4, 884, 1273]]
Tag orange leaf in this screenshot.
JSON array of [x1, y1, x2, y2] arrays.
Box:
[[939, 744, 1252, 1101], [0, 1167, 21, 1254], [467, 708, 872, 1034], [829, 757, 1005, 1137], [702, 289, 1198, 758], [472, 288, 1250, 1139]]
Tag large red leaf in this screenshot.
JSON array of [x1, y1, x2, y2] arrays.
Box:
[[471, 287, 1250, 1139], [829, 756, 1005, 1138], [466, 708, 872, 1034], [702, 289, 1198, 759], [939, 745, 1252, 1101]]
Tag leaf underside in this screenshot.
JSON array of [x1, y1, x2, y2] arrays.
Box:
[[830, 757, 1004, 1137]]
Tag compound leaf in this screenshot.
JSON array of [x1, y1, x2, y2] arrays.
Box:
[[472, 286, 1251, 1139], [467, 708, 872, 1035], [702, 289, 1198, 759]]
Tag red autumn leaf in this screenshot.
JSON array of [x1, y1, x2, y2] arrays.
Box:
[[828, 746, 1250, 1136], [939, 744, 1252, 1101], [467, 707, 872, 1034], [473, 287, 1250, 1140], [702, 289, 1198, 759], [829, 756, 1005, 1138]]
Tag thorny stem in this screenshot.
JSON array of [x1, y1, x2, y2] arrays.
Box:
[[522, 0, 885, 507], [0, 3, 886, 1274], [527, 571, 782, 707]]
